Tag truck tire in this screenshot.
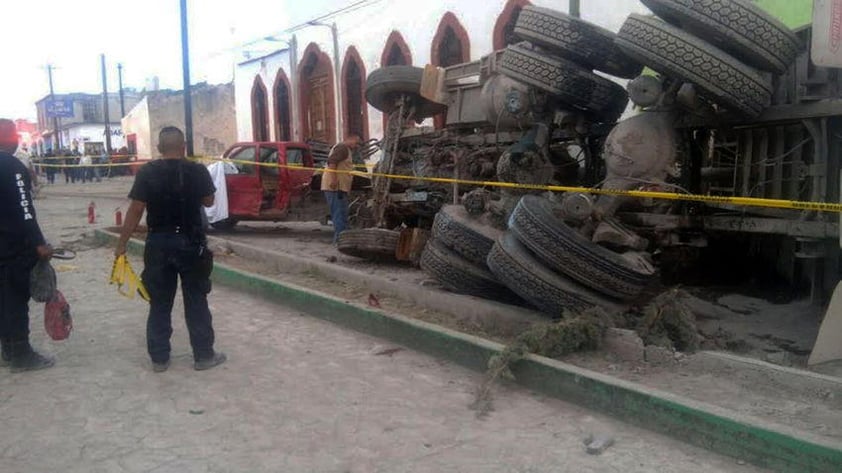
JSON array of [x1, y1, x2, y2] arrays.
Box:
[[337, 228, 400, 260], [509, 195, 655, 300], [514, 6, 643, 79], [420, 238, 512, 300], [499, 44, 629, 123], [640, 0, 801, 74], [365, 66, 446, 119], [487, 233, 616, 317], [432, 206, 503, 266], [616, 14, 771, 117]]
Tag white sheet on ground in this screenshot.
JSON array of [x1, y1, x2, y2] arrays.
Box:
[[204, 161, 237, 223]]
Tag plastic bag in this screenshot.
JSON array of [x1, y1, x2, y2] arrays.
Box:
[[109, 255, 150, 302], [44, 290, 72, 341], [30, 259, 57, 303]]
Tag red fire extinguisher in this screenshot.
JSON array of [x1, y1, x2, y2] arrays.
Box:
[[88, 202, 96, 224], [115, 208, 123, 226]]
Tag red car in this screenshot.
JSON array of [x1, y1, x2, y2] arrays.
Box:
[[210, 141, 322, 229]]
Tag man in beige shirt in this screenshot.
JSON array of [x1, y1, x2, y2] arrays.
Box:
[[321, 135, 361, 243]]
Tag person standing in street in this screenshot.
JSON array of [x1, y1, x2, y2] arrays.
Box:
[[115, 126, 226, 372], [0, 119, 55, 372], [321, 135, 361, 244], [79, 153, 92, 183]]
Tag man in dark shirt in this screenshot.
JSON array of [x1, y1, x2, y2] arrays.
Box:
[[0, 119, 55, 372], [116, 126, 226, 372]]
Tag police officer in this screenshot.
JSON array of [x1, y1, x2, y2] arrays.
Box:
[[0, 118, 54, 372], [115, 126, 226, 372]]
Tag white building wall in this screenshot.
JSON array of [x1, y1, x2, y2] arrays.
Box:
[[62, 124, 127, 153], [235, 50, 292, 142], [121, 97, 152, 159], [235, 0, 650, 144]]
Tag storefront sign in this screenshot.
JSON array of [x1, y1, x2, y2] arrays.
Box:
[[812, 0, 842, 67]]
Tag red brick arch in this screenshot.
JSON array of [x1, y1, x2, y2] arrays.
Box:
[[381, 30, 413, 67], [341, 46, 369, 141], [430, 12, 471, 128], [251, 75, 270, 141], [297, 42, 336, 144], [273, 68, 292, 141], [493, 0, 531, 50]]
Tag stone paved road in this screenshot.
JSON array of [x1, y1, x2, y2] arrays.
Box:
[[0, 180, 765, 473]]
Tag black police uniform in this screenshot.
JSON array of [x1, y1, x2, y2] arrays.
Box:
[[0, 151, 46, 354], [128, 158, 217, 364]]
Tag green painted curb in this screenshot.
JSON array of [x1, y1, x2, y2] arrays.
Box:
[[95, 229, 842, 472]]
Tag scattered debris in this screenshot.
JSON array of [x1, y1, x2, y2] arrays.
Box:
[[583, 433, 615, 455], [368, 294, 382, 308], [374, 347, 404, 357], [636, 289, 701, 352], [189, 409, 205, 415], [326, 255, 338, 263], [470, 308, 612, 417], [604, 328, 645, 362]]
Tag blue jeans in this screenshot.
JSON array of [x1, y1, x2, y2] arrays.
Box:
[[142, 233, 215, 363], [324, 191, 349, 243]]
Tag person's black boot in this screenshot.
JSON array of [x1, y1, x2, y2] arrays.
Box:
[[194, 352, 226, 371], [8, 341, 54, 373]]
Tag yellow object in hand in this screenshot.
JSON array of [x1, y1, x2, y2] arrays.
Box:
[[109, 255, 151, 302]]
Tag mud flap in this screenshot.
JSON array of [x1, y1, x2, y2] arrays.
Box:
[[810, 285, 842, 366]]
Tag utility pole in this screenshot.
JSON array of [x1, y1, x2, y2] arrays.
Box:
[[331, 22, 343, 143], [46, 64, 62, 151], [569, 0, 581, 18], [117, 63, 126, 119], [180, 0, 195, 156], [101, 54, 113, 154]]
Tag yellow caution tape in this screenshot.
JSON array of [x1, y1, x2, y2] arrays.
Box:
[[109, 255, 151, 302], [37, 153, 840, 213], [195, 156, 842, 214]]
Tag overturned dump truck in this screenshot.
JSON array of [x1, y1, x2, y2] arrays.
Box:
[[346, 0, 840, 318]]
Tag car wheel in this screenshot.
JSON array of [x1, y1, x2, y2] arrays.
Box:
[[365, 66, 447, 119], [616, 14, 772, 117], [487, 232, 618, 317], [514, 5, 643, 79], [509, 195, 656, 300], [640, 0, 801, 74]]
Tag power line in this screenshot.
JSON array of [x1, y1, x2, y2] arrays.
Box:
[[208, 0, 382, 58]]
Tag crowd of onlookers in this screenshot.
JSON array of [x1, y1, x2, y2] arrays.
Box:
[[20, 146, 134, 187]]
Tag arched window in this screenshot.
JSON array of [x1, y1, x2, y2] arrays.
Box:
[[493, 0, 531, 50], [342, 46, 368, 141], [251, 76, 270, 142], [380, 31, 414, 132], [273, 69, 292, 141], [381, 30, 413, 67], [298, 43, 336, 144], [430, 12, 471, 129]]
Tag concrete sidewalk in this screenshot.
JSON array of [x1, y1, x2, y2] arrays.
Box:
[[0, 186, 762, 472]]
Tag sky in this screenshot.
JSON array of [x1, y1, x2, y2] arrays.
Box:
[[0, 0, 316, 120]]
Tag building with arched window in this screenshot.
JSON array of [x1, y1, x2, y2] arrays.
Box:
[[233, 0, 652, 145]]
